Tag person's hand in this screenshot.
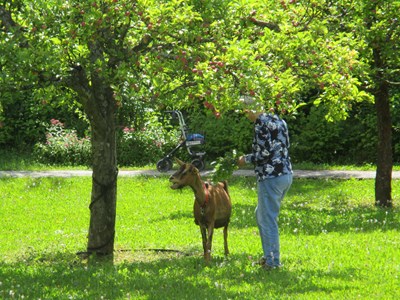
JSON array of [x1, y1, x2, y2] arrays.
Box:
[[237, 155, 246, 167]]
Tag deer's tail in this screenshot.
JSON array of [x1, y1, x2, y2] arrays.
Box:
[[221, 180, 229, 194]]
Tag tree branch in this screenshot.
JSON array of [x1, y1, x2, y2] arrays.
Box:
[[64, 65, 92, 109], [0, 5, 17, 31], [247, 17, 281, 33]]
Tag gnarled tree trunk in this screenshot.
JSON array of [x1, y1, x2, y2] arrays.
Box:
[[86, 85, 118, 255], [373, 48, 393, 208], [68, 66, 119, 255]]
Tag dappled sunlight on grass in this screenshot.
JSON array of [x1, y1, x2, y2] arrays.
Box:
[[0, 176, 399, 299]]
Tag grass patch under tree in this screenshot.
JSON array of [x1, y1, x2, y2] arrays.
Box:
[[1, 148, 400, 172], [0, 176, 399, 299]]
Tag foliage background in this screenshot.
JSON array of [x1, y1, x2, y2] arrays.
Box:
[[6, 100, 397, 166], [0, 0, 399, 166]]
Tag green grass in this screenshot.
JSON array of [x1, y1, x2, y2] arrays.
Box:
[[291, 162, 400, 171], [0, 176, 399, 299], [0, 149, 89, 171], [0, 149, 150, 171], [3, 148, 400, 171]]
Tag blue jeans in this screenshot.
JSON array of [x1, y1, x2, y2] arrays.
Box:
[[256, 173, 292, 267]]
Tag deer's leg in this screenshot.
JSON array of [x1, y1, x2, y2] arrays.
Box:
[[223, 224, 229, 256], [200, 226, 207, 256], [205, 224, 214, 262]]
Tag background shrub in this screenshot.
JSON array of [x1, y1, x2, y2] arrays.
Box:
[[289, 103, 378, 164], [187, 110, 253, 161], [9, 97, 400, 167], [33, 119, 92, 166], [117, 111, 180, 166], [0, 92, 88, 149]]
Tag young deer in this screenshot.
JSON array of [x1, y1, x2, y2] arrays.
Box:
[[169, 159, 232, 262]]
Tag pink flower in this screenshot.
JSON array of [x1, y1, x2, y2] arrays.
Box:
[[123, 127, 135, 133], [50, 119, 64, 127]]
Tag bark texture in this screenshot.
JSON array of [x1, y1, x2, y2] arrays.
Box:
[[373, 48, 393, 208], [68, 65, 119, 255]]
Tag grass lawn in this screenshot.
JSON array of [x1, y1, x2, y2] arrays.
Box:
[[2, 148, 400, 172], [0, 176, 399, 299]]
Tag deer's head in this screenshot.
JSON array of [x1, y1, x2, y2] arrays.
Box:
[[169, 158, 200, 190]]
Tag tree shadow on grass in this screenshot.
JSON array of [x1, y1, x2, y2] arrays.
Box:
[[231, 202, 399, 234], [0, 251, 362, 300], [230, 178, 400, 234], [153, 177, 399, 235], [152, 209, 193, 222]]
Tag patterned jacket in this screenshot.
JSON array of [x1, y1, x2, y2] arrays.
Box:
[[244, 113, 293, 181]]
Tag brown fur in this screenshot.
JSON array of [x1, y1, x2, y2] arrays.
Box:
[[169, 159, 232, 262]]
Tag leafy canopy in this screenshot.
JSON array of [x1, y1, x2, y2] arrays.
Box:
[[3, 0, 398, 120]]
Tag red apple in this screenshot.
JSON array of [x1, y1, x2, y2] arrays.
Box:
[[203, 101, 211, 109]]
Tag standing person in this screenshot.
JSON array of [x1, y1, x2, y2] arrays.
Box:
[[238, 98, 293, 270]]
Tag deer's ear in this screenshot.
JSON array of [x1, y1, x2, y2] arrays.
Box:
[[175, 158, 185, 166], [189, 164, 199, 175]]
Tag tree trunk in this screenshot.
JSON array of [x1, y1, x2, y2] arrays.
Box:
[[373, 49, 393, 208], [86, 87, 118, 255]]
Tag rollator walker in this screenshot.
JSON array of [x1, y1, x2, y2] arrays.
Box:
[[156, 110, 205, 172]]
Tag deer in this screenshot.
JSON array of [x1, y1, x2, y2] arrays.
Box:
[[169, 158, 232, 262]]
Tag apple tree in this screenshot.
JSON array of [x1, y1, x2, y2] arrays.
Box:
[[2, 0, 280, 255], [1, 0, 396, 258], [1, 0, 213, 255], [208, 0, 398, 207], [281, 0, 400, 207]]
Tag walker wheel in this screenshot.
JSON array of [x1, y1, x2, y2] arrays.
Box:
[[157, 158, 173, 172], [191, 158, 205, 171]]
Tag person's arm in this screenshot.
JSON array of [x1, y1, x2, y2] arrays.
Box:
[[238, 118, 271, 166]]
